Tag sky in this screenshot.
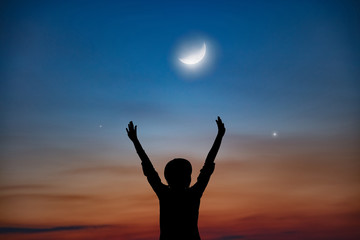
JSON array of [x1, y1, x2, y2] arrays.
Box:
[[1, 0, 360, 239]]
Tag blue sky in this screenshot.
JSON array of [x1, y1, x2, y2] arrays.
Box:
[[1, 1, 360, 239], [1, 0, 359, 175]]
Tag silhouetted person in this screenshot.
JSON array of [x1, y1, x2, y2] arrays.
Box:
[[126, 117, 225, 240]]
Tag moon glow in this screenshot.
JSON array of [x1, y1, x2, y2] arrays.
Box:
[[179, 43, 206, 65]]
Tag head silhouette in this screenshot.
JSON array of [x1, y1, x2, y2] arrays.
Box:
[[164, 158, 192, 190]]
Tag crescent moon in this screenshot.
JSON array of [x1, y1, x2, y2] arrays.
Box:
[[179, 43, 206, 65]]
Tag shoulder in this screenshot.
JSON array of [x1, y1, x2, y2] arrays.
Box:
[[156, 184, 170, 198]]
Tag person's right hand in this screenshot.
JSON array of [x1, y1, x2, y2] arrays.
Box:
[[126, 121, 138, 142], [216, 116, 226, 137]]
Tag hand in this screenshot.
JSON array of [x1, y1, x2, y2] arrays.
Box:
[[126, 121, 138, 142], [216, 116, 225, 137]]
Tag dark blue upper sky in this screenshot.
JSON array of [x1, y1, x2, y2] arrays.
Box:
[[1, 0, 359, 169]]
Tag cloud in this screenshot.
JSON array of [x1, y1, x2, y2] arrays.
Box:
[[0, 193, 99, 202], [0, 184, 50, 191], [218, 235, 246, 240], [0, 225, 109, 234], [63, 165, 139, 175], [223, 132, 360, 159], [237, 214, 266, 222], [282, 230, 298, 234]]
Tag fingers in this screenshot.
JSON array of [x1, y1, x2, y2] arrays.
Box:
[[216, 116, 223, 125], [127, 121, 138, 138], [216, 116, 225, 136], [126, 121, 138, 141], [127, 121, 136, 130]]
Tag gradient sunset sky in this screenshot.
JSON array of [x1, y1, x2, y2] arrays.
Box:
[[1, 0, 360, 240]]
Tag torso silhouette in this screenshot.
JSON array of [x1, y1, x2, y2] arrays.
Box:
[[142, 161, 215, 240]]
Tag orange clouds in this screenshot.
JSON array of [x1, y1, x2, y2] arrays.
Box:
[[1, 133, 359, 239]]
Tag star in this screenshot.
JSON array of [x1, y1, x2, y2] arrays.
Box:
[[272, 131, 278, 137]]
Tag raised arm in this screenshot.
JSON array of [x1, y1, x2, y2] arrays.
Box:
[[126, 121, 152, 165], [193, 117, 225, 195], [205, 116, 226, 165], [126, 121, 164, 194]]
